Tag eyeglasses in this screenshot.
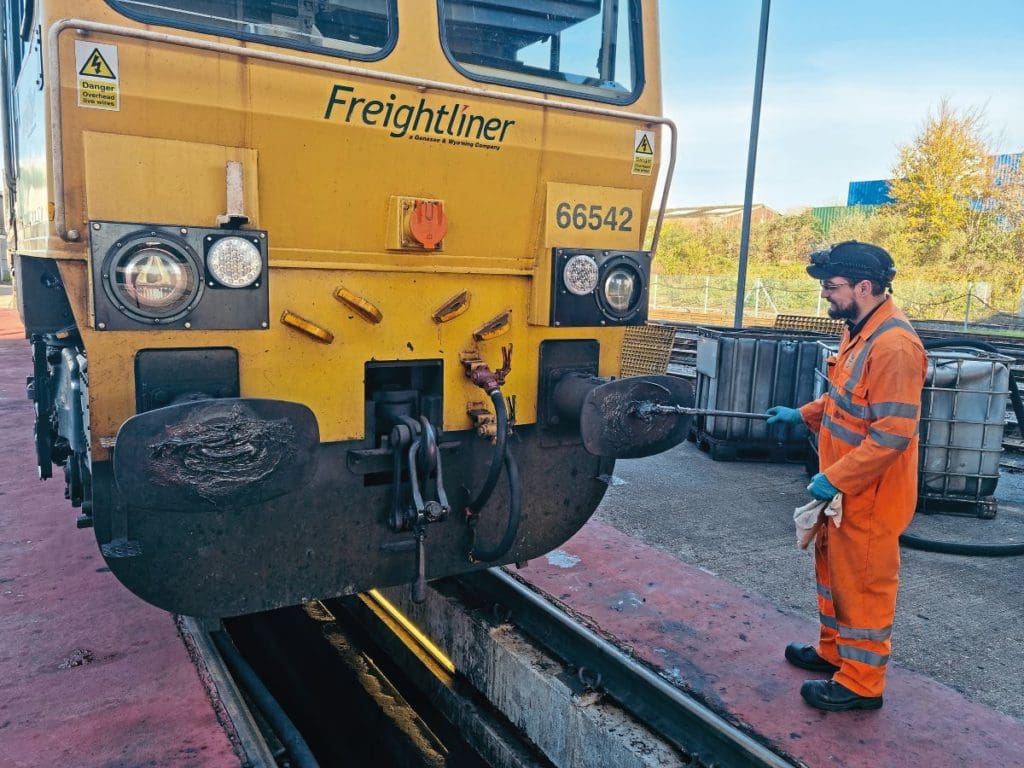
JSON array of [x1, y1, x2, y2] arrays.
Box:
[[819, 280, 853, 292]]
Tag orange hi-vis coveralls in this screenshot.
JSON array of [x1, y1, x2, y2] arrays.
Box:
[[799, 297, 927, 697]]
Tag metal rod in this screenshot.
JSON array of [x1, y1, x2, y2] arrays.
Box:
[[733, 0, 772, 328], [648, 405, 770, 420]]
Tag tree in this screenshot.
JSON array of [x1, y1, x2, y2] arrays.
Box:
[[888, 100, 1024, 302], [888, 100, 990, 251], [887, 101, 1024, 256]]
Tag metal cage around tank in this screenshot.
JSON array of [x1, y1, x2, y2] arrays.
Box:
[[693, 327, 832, 462], [812, 343, 1013, 518]]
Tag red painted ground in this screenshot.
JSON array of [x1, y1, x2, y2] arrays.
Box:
[[0, 306, 24, 340], [522, 520, 1024, 768], [0, 308, 241, 767]]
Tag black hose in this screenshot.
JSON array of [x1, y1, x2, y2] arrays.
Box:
[[899, 338, 1024, 557], [899, 533, 1024, 557], [469, 448, 522, 563], [210, 630, 320, 768], [465, 390, 508, 514]]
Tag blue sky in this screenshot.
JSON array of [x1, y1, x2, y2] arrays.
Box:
[[659, 1, 1024, 210]]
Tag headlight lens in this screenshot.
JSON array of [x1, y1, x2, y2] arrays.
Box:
[[207, 236, 262, 288], [112, 243, 198, 318], [602, 266, 638, 313], [562, 254, 600, 296]]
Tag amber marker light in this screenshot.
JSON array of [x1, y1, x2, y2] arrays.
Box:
[[280, 310, 335, 343], [333, 286, 383, 324], [432, 290, 471, 323], [364, 589, 456, 676], [472, 309, 512, 341]]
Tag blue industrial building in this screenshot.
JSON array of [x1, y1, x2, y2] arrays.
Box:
[[847, 179, 894, 206], [847, 152, 1020, 209]]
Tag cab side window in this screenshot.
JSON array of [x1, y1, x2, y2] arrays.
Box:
[[439, 0, 644, 104], [4, 0, 28, 81], [105, 0, 397, 60]]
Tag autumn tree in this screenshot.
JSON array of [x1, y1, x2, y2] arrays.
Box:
[[888, 100, 1024, 290], [888, 100, 989, 249]]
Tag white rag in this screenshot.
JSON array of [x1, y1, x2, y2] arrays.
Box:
[[793, 493, 843, 550]]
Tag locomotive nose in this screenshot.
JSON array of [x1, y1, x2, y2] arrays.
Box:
[[552, 374, 695, 459]]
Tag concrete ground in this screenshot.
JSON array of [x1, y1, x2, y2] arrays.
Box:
[[595, 441, 1024, 721], [0, 315, 242, 767]]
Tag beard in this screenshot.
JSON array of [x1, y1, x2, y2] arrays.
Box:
[[827, 301, 858, 320]]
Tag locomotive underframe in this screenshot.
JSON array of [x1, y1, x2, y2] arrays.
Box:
[[90, 427, 610, 617]]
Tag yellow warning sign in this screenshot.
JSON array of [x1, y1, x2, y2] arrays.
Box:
[[632, 129, 655, 176], [75, 41, 120, 112], [78, 49, 116, 79], [79, 80, 119, 110]]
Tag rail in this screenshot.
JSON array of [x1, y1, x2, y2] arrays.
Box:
[[456, 568, 796, 768]]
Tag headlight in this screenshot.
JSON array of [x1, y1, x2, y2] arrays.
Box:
[[602, 266, 639, 314], [562, 254, 600, 296], [206, 236, 262, 288], [549, 248, 651, 327], [109, 242, 200, 320]]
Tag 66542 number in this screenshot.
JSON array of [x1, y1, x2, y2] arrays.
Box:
[[554, 202, 633, 232]]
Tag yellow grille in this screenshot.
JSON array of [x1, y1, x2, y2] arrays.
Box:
[[620, 324, 676, 376], [773, 314, 843, 335]]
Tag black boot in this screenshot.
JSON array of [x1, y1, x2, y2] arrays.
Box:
[[800, 679, 884, 711], [784, 643, 839, 673]]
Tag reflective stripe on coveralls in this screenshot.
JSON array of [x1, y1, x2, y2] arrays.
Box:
[[800, 297, 927, 698]]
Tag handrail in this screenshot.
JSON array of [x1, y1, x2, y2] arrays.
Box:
[[47, 19, 676, 253]]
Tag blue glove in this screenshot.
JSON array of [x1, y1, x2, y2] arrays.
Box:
[[807, 473, 840, 501], [766, 405, 803, 426]]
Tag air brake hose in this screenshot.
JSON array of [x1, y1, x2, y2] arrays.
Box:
[[464, 388, 523, 563], [899, 338, 1024, 557], [465, 389, 508, 514], [469, 449, 523, 563]]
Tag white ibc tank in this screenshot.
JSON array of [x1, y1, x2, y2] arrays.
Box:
[[919, 350, 1011, 500]]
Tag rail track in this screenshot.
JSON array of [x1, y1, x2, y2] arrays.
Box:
[[205, 570, 799, 767], [183, 317, 1024, 765]]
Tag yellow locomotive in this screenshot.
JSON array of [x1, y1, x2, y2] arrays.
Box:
[[3, 0, 690, 616]]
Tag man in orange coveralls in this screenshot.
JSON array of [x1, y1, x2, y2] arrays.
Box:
[[766, 241, 927, 711]]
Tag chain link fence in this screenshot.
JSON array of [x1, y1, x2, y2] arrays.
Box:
[[650, 274, 1002, 326]]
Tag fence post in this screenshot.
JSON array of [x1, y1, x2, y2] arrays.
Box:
[[964, 282, 973, 330], [761, 282, 778, 314], [753, 278, 761, 317], [651, 273, 659, 309], [703, 276, 710, 314]]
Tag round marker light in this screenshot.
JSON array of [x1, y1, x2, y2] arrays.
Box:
[[562, 254, 600, 296], [207, 236, 262, 288], [112, 243, 199, 318], [602, 266, 638, 314]]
